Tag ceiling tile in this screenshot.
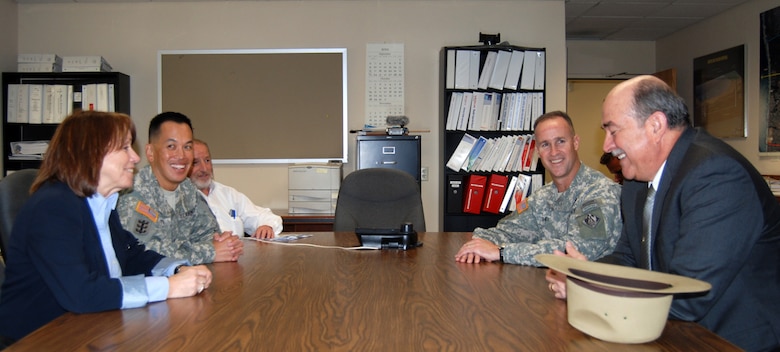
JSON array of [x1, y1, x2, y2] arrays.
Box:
[[630, 17, 700, 29], [605, 26, 681, 40], [565, 0, 751, 40], [565, 3, 598, 18], [580, 2, 667, 17]]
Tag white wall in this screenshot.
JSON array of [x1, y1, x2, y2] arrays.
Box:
[[15, 0, 567, 231], [0, 0, 16, 72], [567, 40, 656, 79], [656, 0, 780, 175]]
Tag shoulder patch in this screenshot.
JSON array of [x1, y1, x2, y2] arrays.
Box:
[[582, 213, 601, 228], [135, 201, 159, 222], [135, 219, 150, 234], [516, 198, 529, 214]]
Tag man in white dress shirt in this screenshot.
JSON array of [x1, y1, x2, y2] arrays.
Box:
[[189, 139, 283, 239]]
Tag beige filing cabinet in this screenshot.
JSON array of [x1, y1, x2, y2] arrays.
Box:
[[288, 164, 342, 214]]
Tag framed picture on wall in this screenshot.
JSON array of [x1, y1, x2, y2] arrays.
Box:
[[693, 45, 746, 139], [760, 5, 780, 153]]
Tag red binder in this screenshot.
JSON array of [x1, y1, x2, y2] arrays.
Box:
[[482, 174, 509, 214], [520, 137, 533, 171], [523, 138, 536, 171], [463, 174, 487, 214]]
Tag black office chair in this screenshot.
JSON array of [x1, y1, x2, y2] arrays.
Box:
[[333, 168, 426, 232], [0, 169, 38, 261], [0, 257, 5, 292]]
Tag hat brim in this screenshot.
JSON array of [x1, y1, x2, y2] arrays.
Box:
[[535, 254, 711, 294]]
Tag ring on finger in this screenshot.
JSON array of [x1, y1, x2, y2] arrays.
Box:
[[548, 283, 555, 292]]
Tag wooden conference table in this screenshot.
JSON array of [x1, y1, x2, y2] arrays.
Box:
[[8, 232, 738, 351]]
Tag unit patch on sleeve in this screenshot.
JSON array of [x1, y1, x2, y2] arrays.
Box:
[[582, 213, 601, 228], [135, 219, 150, 234]]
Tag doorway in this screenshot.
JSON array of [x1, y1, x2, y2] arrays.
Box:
[[566, 69, 676, 181], [566, 79, 622, 180]]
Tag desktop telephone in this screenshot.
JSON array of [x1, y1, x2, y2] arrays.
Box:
[[355, 223, 421, 250]]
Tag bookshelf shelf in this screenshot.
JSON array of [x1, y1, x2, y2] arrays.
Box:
[[440, 45, 546, 232], [2, 72, 130, 176]]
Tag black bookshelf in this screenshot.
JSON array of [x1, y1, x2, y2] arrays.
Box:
[[439, 45, 546, 231], [2, 72, 130, 175]]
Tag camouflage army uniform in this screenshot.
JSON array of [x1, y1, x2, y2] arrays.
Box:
[[117, 165, 219, 264], [473, 164, 622, 266]]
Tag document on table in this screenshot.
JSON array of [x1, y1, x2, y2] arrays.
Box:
[[244, 234, 313, 243]]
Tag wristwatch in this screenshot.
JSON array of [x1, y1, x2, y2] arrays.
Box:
[[498, 245, 506, 263]]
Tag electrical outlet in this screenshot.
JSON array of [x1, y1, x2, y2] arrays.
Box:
[[421, 167, 429, 181]]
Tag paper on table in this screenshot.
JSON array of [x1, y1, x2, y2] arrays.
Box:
[[10, 140, 49, 155], [243, 234, 313, 243]]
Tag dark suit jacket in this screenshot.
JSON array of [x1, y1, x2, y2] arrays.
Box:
[[600, 128, 780, 351], [0, 181, 165, 341]]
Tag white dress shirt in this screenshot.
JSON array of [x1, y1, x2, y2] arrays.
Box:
[[199, 180, 283, 236]]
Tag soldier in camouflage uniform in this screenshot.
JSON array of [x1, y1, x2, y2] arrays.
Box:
[[117, 112, 243, 265], [455, 111, 622, 266], [118, 165, 220, 264]]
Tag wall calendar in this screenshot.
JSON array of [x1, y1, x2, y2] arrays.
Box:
[[365, 43, 404, 129]]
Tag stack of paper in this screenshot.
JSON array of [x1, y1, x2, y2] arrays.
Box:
[[9, 140, 49, 160], [17, 54, 62, 72], [62, 56, 113, 72]]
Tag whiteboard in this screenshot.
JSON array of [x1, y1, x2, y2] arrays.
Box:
[[158, 48, 348, 164]]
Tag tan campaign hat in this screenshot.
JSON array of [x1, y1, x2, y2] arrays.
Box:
[[535, 254, 711, 344]]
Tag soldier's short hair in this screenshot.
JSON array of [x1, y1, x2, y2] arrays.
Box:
[[533, 110, 575, 134], [149, 111, 193, 142]]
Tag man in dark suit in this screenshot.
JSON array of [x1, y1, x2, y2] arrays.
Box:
[[546, 75, 780, 351]]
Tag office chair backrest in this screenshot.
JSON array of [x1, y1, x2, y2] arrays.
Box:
[[333, 168, 426, 232], [0, 256, 5, 291], [0, 169, 38, 261]]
